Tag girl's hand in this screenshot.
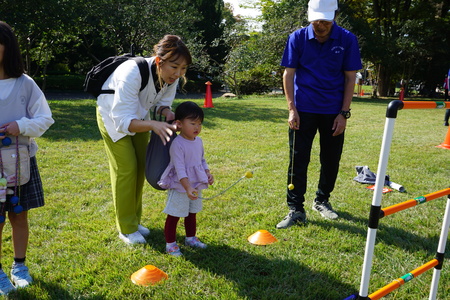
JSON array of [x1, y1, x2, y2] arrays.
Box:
[[206, 171, 214, 185], [187, 187, 199, 200], [0, 122, 19, 137]]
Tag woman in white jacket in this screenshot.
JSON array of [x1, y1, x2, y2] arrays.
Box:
[[96, 35, 192, 245]]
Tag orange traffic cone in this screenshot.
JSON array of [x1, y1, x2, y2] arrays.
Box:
[[131, 265, 168, 286], [203, 81, 214, 108], [399, 88, 405, 101], [436, 125, 450, 149], [360, 89, 364, 97], [248, 230, 278, 245]]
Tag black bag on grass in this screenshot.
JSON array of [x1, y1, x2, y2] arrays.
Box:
[[145, 108, 176, 190]]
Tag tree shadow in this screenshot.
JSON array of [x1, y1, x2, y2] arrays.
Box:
[[314, 211, 442, 256], [46, 100, 101, 142], [146, 228, 356, 300], [44, 98, 287, 141], [7, 280, 106, 300]]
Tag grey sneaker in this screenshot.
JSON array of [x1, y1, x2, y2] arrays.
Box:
[[276, 210, 307, 229], [185, 237, 207, 249], [10, 263, 32, 288], [312, 200, 338, 220], [0, 269, 15, 295], [166, 244, 183, 257]]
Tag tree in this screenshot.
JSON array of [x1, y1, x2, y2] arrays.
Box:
[[342, 0, 450, 97], [0, 0, 217, 88]]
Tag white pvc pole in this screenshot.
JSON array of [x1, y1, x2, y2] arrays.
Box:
[[359, 117, 396, 297], [429, 197, 450, 300]]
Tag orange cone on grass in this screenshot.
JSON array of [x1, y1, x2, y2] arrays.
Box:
[[248, 230, 278, 245], [131, 265, 168, 286], [436, 125, 450, 149], [203, 81, 214, 108]]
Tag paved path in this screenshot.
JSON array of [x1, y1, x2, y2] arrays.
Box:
[[44, 91, 223, 100]]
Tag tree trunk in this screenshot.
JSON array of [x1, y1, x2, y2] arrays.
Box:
[[377, 63, 392, 97]]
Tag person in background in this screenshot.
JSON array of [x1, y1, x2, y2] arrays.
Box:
[[443, 73, 449, 126], [96, 35, 191, 244], [276, 0, 362, 229], [0, 21, 54, 295], [158, 101, 214, 256]]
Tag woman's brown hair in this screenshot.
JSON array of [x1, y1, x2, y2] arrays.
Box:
[[153, 35, 192, 89]]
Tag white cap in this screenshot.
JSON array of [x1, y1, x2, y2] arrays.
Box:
[[308, 0, 338, 22]]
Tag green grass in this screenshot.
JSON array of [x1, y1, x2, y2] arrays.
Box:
[[3, 96, 449, 299]]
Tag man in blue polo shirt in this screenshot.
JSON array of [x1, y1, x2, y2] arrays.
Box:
[[277, 0, 362, 229]]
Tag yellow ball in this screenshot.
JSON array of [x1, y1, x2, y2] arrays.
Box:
[[288, 184, 295, 190], [244, 171, 253, 178]]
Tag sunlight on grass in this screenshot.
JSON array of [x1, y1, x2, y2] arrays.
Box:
[[5, 97, 449, 299]]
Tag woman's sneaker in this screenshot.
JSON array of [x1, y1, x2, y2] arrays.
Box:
[[185, 237, 207, 249], [119, 231, 146, 244], [10, 263, 32, 288], [137, 224, 150, 237], [0, 269, 15, 295], [166, 244, 183, 257]]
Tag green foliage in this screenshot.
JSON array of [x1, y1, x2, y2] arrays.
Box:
[[341, 0, 450, 96], [34, 74, 85, 90], [5, 97, 449, 299]]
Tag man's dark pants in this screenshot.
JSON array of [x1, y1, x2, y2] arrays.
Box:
[[287, 112, 345, 212]]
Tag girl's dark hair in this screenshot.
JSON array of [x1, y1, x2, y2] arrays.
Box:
[[175, 101, 204, 122], [154, 35, 192, 89], [0, 21, 24, 78]]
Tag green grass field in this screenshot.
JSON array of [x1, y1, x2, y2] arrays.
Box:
[[3, 95, 449, 299]]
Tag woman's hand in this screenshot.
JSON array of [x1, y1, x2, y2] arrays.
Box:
[[151, 121, 177, 145]]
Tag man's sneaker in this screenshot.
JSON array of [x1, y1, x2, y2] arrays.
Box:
[[312, 200, 339, 220], [10, 264, 32, 288], [185, 237, 207, 249], [137, 224, 150, 237], [0, 269, 15, 295], [119, 231, 146, 244], [166, 244, 183, 257], [276, 210, 307, 229]]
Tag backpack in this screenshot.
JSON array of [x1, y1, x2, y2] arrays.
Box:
[[83, 54, 150, 98]]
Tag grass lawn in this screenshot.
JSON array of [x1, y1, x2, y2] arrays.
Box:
[[3, 95, 449, 299]]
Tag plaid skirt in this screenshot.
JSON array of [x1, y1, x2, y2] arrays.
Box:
[[3, 156, 45, 212]]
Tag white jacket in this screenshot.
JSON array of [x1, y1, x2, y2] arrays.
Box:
[[97, 56, 179, 142]]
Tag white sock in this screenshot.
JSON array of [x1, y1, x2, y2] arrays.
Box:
[[166, 242, 177, 250], [185, 236, 195, 242]]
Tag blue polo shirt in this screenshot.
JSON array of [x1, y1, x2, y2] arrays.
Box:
[[281, 23, 362, 114]]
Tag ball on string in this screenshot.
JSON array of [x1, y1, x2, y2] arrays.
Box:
[[10, 196, 19, 205], [13, 205, 23, 214], [2, 137, 11, 146]]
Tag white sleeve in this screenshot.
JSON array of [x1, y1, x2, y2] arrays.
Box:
[[17, 90, 54, 138]]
